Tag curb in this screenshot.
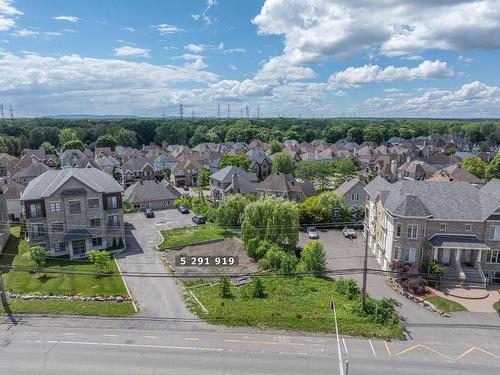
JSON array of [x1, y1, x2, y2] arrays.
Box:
[[113, 255, 138, 313]]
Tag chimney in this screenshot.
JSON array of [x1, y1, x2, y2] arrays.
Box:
[[391, 159, 397, 175], [406, 156, 411, 163], [231, 173, 239, 193]]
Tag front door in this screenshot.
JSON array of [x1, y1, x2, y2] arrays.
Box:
[[463, 250, 471, 264], [442, 249, 450, 264], [72, 240, 87, 256]]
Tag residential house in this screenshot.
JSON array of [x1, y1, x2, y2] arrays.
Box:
[[364, 178, 500, 286], [246, 149, 272, 181], [60, 149, 95, 169], [397, 160, 437, 181], [122, 157, 155, 187], [95, 155, 121, 176], [0, 179, 25, 221], [153, 154, 178, 172], [20, 168, 125, 258], [12, 160, 51, 186], [172, 154, 202, 187], [428, 164, 484, 185], [95, 147, 113, 158], [209, 166, 258, 200], [333, 177, 367, 208], [256, 172, 317, 203], [124, 179, 181, 210], [0, 153, 19, 178]]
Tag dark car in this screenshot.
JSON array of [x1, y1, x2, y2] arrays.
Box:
[[343, 227, 357, 239], [192, 215, 206, 224], [307, 226, 319, 239], [145, 207, 155, 218], [177, 205, 190, 214], [182, 185, 190, 191]]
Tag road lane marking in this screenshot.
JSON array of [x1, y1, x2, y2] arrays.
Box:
[[342, 338, 349, 355], [63, 333, 77, 336], [224, 339, 241, 343], [368, 340, 376, 357], [394, 344, 450, 359], [144, 336, 159, 339], [103, 334, 117, 337], [457, 347, 500, 360], [184, 337, 199, 341], [22, 331, 39, 335], [384, 341, 391, 357]]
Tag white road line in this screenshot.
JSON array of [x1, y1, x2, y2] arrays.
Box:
[[368, 340, 377, 357], [342, 338, 349, 355]]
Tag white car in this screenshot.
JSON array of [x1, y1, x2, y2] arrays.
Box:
[[343, 228, 357, 239], [307, 227, 320, 239]]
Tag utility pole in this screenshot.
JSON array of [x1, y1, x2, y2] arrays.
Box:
[[179, 104, 184, 120], [217, 103, 221, 118], [191, 109, 195, 120], [227, 103, 230, 118], [245, 105, 249, 118], [9, 105, 14, 121], [240, 107, 243, 118], [362, 218, 370, 310], [0, 105, 4, 120], [256, 105, 260, 119], [0, 272, 8, 307]]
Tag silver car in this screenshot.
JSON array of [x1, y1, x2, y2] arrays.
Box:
[[307, 227, 319, 239]]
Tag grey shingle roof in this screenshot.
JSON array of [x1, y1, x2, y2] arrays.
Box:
[[364, 176, 391, 198], [13, 160, 50, 178], [209, 166, 257, 184], [124, 179, 181, 203], [428, 234, 490, 250], [122, 157, 154, 172], [334, 177, 365, 196], [21, 168, 123, 200]]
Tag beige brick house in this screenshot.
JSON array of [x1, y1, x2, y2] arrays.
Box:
[[364, 177, 500, 285], [21, 168, 125, 258]]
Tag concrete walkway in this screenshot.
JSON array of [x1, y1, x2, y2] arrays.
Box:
[[432, 287, 499, 313]]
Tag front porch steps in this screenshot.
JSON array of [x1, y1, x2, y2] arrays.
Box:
[[441, 265, 485, 289]]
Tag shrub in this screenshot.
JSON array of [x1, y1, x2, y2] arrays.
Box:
[[299, 241, 327, 274], [333, 278, 360, 300], [219, 277, 233, 299], [363, 297, 401, 325], [29, 246, 48, 268], [390, 260, 428, 296], [258, 244, 287, 270], [280, 253, 298, 275], [251, 277, 266, 299], [88, 249, 112, 273]]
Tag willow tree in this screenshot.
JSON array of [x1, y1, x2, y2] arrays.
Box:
[[241, 195, 299, 249], [217, 194, 252, 228]]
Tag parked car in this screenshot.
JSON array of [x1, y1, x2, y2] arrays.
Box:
[[307, 226, 319, 239], [343, 227, 357, 239], [177, 205, 190, 214], [145, 207, 155, 218], [192, 215, 206, 224], [182, 185, 189, 191]]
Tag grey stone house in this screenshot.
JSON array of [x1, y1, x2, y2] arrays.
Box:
[[333, 177, 367, 208], [124, 179, 181, 210], [364, 177, 500, 286], [246, 149, 272, 181], [21, 168, 125, 258], [256, 172, 317, 203], [12, 160, 51, 186], [209, 166, 258, 200]]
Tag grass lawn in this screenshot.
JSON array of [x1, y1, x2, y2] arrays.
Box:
[[0, 227, 128, 297], [0, 300, 135, 317], [186, 276, 404, 340], [493, 300, 500, 312], [159, 223, 235, 249], [426, 296, 467, 312]]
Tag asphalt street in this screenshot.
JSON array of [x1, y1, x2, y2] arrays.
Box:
[[1, 315, 499, 375]]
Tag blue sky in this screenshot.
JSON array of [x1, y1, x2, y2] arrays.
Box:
[[1, 0, 500, 118]]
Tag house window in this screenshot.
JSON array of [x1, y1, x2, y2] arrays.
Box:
[[490, 225, 500, 241], [395, 224, 401, 238], [49, 201, 61, 213], [52, 242, 65, 253], [486, 250, 500, 264], [407, 224, 418, 239], [69, 201, 81, 214], [88, 198, 99, 209], [465, 224, 472, 231], [107, 196, 119, 209], [108, 215, 120, 227], [29, 202, 43, 218], [404, 247, 416, 262], [89, 218, 101, 228], [351, 193, 360, 201], [31, 224, 45, 239], [92, 237, 103, 247], [52, 222, 64, 233], [439, 223, 447, 231], [393, 246, 400, 260]]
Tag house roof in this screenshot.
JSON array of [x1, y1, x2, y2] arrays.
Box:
[[12, 160, 50, 179], [21, 168, 123, 201], [429, 164, 483, 184], [173, 154, 202, 172], [428, 234, 490, 250], [122, 157, 154, 173], [397, 160, 437, 176], [364, 176, 392, 198], [0, 179, 25, 200], [257, 172, 316, 197], [124, 179, 181, 203], [95, 155, 121, 168], [334, 177, 366, 196], [210, 166, 257, 184]]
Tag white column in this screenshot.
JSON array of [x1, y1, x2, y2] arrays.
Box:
[[433, 247, 438, 261], [476, 249, 482, 263], [455, 248, 461, 262]]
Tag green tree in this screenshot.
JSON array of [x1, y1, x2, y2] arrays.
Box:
[[63, 139, 85, 151], [300, 241, 327, 274], [96, 134, 118, 150], [88, 249, 112, 273], [251, 277, 266, 298], [29, 246, 48, 268], [351, 204, 364, 222], [114, 128, 137, 147], [295, 160, 334, 189], [322, 126, 344, 143], [220, 154, 251, 170], [0, 136, 7, 153], [479, 143, 491, 153], [198, 167, 211, 187], [460, 156, 487, 179], [280, 253, 298, 275], [333, 158, 357, 181], [219, 276, 233, 298], [485, 154, 500, 181], [269, 140, 282, 154], [272, 152, 294, 174], [40, 141, 55, 154], [163, 168, 171, 181], [217, 194, 251, 227], [241, 195, 300, 250], [59, 128, 78, 145], [346, 127, 364, 144]]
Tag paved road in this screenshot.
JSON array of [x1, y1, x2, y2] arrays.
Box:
[[115, 210, 196, 319], [1, 315, 499, 374]]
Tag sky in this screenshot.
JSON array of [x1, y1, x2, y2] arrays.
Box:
[[1, 0, 500, 118]]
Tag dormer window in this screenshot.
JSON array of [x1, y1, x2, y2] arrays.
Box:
[[440, 223, 447, 231]]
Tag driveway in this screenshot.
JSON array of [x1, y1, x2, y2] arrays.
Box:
[[116, 210, 196, 319]]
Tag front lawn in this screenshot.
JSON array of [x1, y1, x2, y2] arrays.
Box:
[[159, 223, 235, 249], [0, 227, 128, 297], [493, 300, 500, 312], [426, 296, 467, 312], [186, 276, 404, 340], [0, 299, 135, 317]]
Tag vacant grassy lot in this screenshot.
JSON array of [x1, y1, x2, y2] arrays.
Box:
[[0, 227, 128, 297], [0, 299, 135, 317], [159, 223, 235, 248], [427, 296, 467, 312], [186, 276, 404, 339]]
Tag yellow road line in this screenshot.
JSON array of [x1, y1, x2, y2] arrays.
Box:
[[457, 347, 500, 360], [143, 336, 159, 339], [394, 343, 450, 359], [103, 334, 117, 337], [457, 347, 476, 360], [184, 337, 199, 341], [63, 333, 77, 336], [224, 339, 241, 343], [384, 341, 392, 357]]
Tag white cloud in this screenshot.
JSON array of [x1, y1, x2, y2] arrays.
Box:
[[228, 64, 238, 70], [113, 46, 150, 57], [173, 53, 205, 61], [253, 0, 500, 64], [11, 28, 62, 38], [458, 55, 475, 63], [53, 15, 80, 23], [151, 24, 184, 35], [328, 60, 454, 88], [0, 0, 22, 31], [185, 43, 207, 53], [206, 0, 217, 10], [121, 27, 135, 32], [191, 14, 200, 21]]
